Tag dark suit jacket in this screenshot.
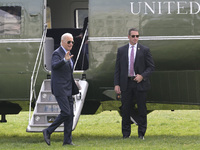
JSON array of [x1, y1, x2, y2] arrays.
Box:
[[114, 43, 155, 92], [51, 46, 79, 97]]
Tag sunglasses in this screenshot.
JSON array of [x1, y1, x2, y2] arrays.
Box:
[[65, 41, 74, 44], [131, 35, 139, 38]]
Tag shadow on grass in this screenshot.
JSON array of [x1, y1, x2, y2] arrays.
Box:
[[0, 133, 200, 144]]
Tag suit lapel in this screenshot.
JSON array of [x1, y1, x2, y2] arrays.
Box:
[[125, 44, 129, 69], [59, 46, 66, 58], [134, 43, 141, 66]]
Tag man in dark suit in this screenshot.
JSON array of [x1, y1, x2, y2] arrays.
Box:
[[43, 33, 79, 146], [114, 28, 155, 140]]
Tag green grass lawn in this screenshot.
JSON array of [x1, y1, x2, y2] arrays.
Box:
[[0, 110, 200, 150]]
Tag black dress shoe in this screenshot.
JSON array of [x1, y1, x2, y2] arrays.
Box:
[[43, 129, 50, 146], [123, 136, 130, 139], [138, 135, 145, 140], [63, 142, 75, 146]]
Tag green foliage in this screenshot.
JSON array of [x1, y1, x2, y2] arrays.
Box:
[[0, 110, 200, 150]]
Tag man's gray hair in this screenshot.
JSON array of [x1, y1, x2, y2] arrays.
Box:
[[61, 33, 73, 41]]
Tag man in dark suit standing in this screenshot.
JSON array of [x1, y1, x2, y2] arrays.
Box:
[[43, 33, 79, 146], [114, 28, 155, 140]]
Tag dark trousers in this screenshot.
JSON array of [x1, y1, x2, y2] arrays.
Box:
[[46, 96, 74, 144], [121, 80, 147, 137]]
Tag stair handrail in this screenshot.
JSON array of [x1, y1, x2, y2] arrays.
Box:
[[28, 24, 47, 124], [73, 26, 88, 71]]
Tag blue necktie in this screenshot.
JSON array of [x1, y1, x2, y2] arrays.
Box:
[[70, 58, 73, 69]]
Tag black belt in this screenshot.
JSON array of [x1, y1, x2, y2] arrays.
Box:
[[128, 76, 136, 81]]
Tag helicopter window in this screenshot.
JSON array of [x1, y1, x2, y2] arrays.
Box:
[[75, 9, 88, 28], [74, 9, 89, 70], [0, 6, 21, 35]]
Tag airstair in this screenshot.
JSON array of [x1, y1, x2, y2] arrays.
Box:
[[27, 79, 88, 132]]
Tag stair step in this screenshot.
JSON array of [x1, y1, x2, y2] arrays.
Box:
[[26, 125, 64, 132], [34, 112, 59, 115], [43, 79, 51, 91], [37, 103, 60, 113], [40, 91, 56, 102], [29, 124, 64, 127], [33, 113, 59, 124], [37, 102, 58, 104]]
